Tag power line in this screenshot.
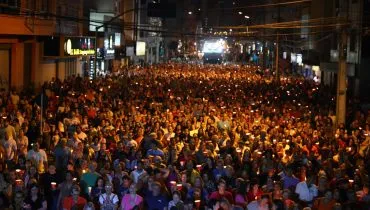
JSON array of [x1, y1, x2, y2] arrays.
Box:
[[207, 0, 312, 11]]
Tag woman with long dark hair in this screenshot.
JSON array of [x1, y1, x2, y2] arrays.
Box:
[[23, 184, 47, 210], [90, 177, 106, 206]]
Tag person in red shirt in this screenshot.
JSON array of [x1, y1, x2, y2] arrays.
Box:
[[209, 180, 234, 204], [62, 185, 87, 210], [247, 182, 263, 202]]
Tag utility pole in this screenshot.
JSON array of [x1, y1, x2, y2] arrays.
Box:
[[336, 29, 348, 127], [275, 0, 280, 81], [335, 0, 349, 128], [275, 33, 279, 81]]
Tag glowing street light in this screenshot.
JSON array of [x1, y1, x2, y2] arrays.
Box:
[[238, 11, 243, 15], [245, 15, 250, 19], [188, 11, 192, 15]]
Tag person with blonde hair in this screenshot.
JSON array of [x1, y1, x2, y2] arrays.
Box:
[[121, 183, 143, 210]]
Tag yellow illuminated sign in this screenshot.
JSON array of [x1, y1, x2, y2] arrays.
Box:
[[69, 49, 96, 55], [64, 38, 96, 56]]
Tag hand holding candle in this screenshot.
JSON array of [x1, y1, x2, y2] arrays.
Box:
[[51, 182, 57, 190]]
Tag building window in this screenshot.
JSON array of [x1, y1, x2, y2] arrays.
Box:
[[40, 0, 48, 11], [0, 0, 21, 14], [0, 0, 19, 8], [25, 0, 36, 11], [65, 58, 76, 77]]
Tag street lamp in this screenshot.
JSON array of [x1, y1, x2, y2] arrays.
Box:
[[188, 11, 192, 15], [238, 11, 243, 15], [245, 15, 250, 19]]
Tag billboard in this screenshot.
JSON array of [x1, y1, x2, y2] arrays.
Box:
[[202, 39, 225, 54], [136, 41, 146, 56]]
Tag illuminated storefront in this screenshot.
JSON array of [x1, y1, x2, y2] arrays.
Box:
[[64, 36, 96, 78]]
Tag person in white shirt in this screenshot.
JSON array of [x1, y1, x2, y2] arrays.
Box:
[[99, 182, 119, 210], [26, 142, 48, 173], [295, 175, 318, 206], [2, 132, 17, 161], [163, 126, 175, 141], [130, 161, 147, 184]]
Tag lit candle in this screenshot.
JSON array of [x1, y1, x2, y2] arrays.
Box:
[[195, 200, 201, 208], [51, 182, 57, 190], [15, 179, 22, 186], [180, 161, 185, 166]]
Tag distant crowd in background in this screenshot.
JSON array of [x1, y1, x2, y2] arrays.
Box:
[[0, 63, 370, 210]]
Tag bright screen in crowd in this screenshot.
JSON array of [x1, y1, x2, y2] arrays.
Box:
[[202, 39, 225, 54], [136, 42, 146, 56]]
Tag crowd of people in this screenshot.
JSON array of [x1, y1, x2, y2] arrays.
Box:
[[0, 63, 369, 210]]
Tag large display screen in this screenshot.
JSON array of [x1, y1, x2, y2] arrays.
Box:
[[136, 42, 146, 56], [202, 39, 225, 54]]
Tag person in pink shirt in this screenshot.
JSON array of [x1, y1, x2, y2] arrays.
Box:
[[121, 183, 143, 210]]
